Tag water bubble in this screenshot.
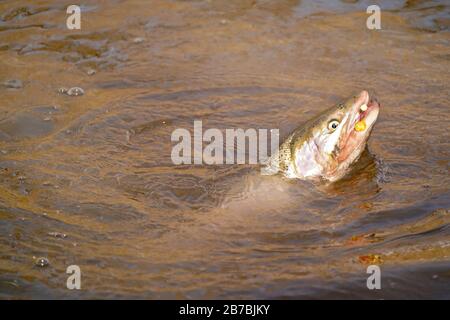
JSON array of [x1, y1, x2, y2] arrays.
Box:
[[133, 37, 144, 44], [35, 257, 49, 268], [58, 87, 84, 96], [58, 87, 68, 94], [48, 232, 67, 239], [67, 87, 85, 96]]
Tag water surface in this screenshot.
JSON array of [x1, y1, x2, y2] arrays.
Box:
[[0, 0, 449, 299]]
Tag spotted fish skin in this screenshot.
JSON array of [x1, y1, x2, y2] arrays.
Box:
[[264, 91, 380, 182]]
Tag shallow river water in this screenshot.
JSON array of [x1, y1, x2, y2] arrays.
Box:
[[0, 0, 449, 299]]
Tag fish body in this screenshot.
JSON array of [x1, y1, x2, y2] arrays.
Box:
[[265, 90, 380, 182]]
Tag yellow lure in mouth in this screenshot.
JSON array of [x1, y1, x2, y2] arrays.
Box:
[[354, 119, 366, 132]]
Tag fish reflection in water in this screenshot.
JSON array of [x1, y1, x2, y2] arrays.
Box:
[[0, 0, 449, 299]]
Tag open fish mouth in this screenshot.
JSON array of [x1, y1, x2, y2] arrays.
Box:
[[338, 91, 380, 164], [351, 90, 380, 131]]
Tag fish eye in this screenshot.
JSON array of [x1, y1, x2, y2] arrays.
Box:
[[328, 120, 340, 131]]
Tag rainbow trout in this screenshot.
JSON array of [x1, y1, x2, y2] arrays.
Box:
[[265, 90, 380, 182]]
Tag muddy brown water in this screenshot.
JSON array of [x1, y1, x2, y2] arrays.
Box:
[[0, 0, 449, 299]]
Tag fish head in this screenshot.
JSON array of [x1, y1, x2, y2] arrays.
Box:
[[293, 90, 380, 181]]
